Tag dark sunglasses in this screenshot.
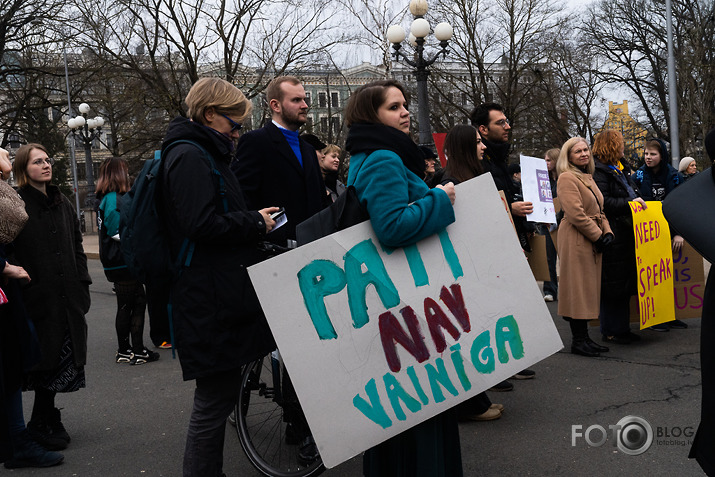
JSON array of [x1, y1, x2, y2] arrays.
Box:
[[221, 114, 243, 133]]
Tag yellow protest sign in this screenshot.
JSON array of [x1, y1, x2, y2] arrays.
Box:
[[630, 201, 675, 329]]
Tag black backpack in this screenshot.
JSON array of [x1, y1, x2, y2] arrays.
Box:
[[119, 140, 227, 286]]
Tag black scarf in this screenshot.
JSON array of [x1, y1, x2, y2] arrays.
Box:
[[482, 138, 511, 163], [345, 123, 425, 178]]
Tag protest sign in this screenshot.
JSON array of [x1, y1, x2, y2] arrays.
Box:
[[673, 242, 705, 319], [520, 155, 556, 224], [630, 201, 675, 328], [248, 175, 563, 468], [526, 234, 550, 281], [629, 241, 706, 322]]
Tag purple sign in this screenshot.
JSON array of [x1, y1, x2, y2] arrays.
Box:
[[536, 170, 552, 202]]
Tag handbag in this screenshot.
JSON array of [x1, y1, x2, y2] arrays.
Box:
[[0, 181, 28, 244], [296, 160, 369, 246], [663, 166, 715, 263], [295, 185, 369, 246]]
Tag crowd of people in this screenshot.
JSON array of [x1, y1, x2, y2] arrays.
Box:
[[0, 75, 713, 477]]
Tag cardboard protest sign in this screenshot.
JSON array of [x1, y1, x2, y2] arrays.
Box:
[[672, 242, 705, 319], [630, 201, 675, 328], [629, 241, 706, 322], [520, 155, 556, 224], [526, 234, 550, 281], [248, 175, 563, 468]]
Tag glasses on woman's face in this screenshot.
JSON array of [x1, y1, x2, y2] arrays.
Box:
[[31, 157, 55, 167], [221, 114, 243, 133]]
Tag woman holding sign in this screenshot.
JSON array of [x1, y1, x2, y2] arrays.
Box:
[[592, 130, 646, 345], [345, 80, 461, 476], [556, 137, 613, 358]]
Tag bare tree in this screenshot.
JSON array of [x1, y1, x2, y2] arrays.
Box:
[[429, 0, 572, 155], [334, 0, 407, 74], [581, 0, 715, 156]]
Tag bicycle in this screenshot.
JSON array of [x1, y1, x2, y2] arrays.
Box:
[[235, 349, 325, 477], [234, 241, 325, 477]]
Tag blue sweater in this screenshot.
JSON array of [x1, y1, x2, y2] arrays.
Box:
[[348, 149, 455, 248]]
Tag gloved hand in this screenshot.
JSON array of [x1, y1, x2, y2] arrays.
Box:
[[593, 233, 614, 253]]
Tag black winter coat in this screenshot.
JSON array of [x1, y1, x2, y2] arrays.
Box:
[[593, 161, 641, 297], [231, 121, 328, 245], [13, 185, 91, 370], [481, 139, 532, 251], [0, 245, 41, 463], [160, 117, 276, 381]]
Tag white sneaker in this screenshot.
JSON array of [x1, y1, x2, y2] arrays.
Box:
[[544, 294, 554, 302]]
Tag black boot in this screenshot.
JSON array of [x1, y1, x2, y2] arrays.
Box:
[[567, 318, 600, 357], [27, 416, 67, 451], [571, 338, 601, 357], [4, 429, 64, 469], [585, 337, 609, 353], [47, 408, 71, 445]]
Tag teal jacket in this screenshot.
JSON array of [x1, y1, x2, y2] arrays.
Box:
[[348, 149, 455, 248]]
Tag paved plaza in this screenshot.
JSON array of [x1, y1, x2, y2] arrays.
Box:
[[9, 235, 708, 476]]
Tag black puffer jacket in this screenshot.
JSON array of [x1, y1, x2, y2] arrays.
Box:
[[160, 117, 276, 381], [593, 160, 641, 297]]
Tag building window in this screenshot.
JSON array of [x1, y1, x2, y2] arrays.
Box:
[[320, 116, 328, 131], [331, 117, 340, 133], [318, 92, 327, 108], [330, 92, 339, 108], [305, 92, 311, 107]]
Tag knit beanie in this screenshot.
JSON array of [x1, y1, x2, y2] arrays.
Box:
[[678, 157, 696, 172]]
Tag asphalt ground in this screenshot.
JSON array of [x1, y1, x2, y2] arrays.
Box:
[[7, 236, 709, 476]]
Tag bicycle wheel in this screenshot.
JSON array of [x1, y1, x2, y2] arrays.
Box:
[[236, 352, 325, 477]]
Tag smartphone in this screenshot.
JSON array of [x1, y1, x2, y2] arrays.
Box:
[[270, 207, 285, 220]]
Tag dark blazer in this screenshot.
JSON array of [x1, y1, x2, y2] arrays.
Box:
[[232, 121, 327, 245], [13, 185, 91, 371]]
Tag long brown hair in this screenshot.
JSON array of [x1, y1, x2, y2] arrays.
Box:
[[344, 79, 409, 127], [443, 124, 484, 182], [12, 143, 49, 188], [96, 157, 130, 195]]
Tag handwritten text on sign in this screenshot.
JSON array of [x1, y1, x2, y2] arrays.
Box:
[[630, 201, 675, 328], [673, 243, 705, 318], [248, 175, 563, 468]]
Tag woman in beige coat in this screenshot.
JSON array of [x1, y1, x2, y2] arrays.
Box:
[[556, 137, 613, 357]]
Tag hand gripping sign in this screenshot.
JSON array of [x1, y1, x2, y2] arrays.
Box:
[[248, 174, 564, 468]]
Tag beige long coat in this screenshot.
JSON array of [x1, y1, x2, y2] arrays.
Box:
[[556, 171, 612, 319]]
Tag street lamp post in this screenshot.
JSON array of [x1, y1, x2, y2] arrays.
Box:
[[68, 103, 104, 207], [387, 0, 453, 147]]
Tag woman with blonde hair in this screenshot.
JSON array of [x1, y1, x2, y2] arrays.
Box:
[[542, 147, 560, 302], [592, 130, 645, 344], [556, 137, 612, 357], [159, 77, 280, 476]]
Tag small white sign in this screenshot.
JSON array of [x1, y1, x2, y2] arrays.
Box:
[[520, 154, 557, 224], [248, 174, 563, 468]]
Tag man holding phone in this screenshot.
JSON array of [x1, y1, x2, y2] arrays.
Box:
[[232, 76, 328, 247]]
